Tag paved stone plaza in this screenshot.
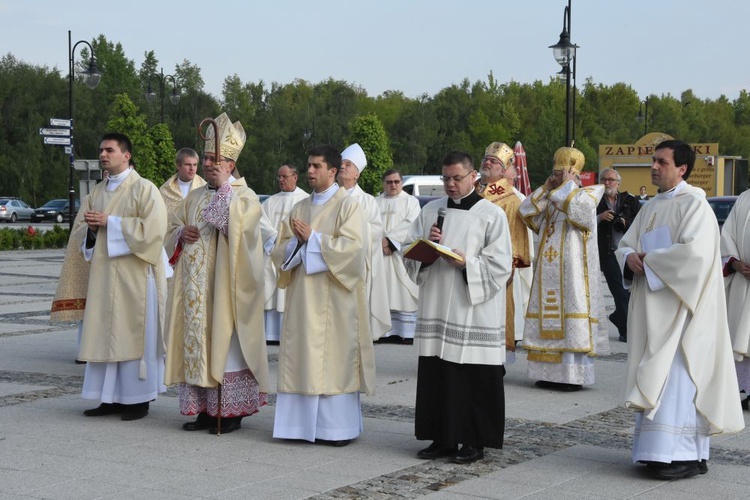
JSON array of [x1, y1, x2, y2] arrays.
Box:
[[1, 249, 750, 499]]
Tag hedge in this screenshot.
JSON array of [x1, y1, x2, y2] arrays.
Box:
[[0, 226, 70, 250]]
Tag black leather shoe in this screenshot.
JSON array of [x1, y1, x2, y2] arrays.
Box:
[[697, 460, 708, 475], [535, 380, 582, 392], [83, 403, 123, 417], [646, 461, 699, 480], [209, 417, 242, 435], [315, 438, 352, 447], [452, 445, 484, 464], [120, 402, 149, 421], [417, 441, 457, 459], [183, 412, 215, 431]]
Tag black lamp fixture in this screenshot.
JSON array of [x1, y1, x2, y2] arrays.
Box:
[[636, 97, 650, 136], [68, 30, 102, 231], [549, 0, 578, 147], [145, 67, 180, 123]]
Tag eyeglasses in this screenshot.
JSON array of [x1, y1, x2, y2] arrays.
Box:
[[601, 177, 619, 183], [384, 179, 401, 185], [482, 156, 505, 167], [440, 171, 474, 183]]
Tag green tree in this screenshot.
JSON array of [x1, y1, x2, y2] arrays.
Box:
[[347, 113, 393, 194], [105, 93, 157, 184]]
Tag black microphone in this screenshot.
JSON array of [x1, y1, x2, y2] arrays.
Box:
[[436, 207, 446, 232]]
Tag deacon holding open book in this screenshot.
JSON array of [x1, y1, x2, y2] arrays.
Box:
[[404, 150, 512, 464]]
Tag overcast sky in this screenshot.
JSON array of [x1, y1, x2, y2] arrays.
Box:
[[2, 0, 747, 102]]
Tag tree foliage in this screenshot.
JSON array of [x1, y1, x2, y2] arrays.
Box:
[[2, 36, 750, 206], [347, 113, 393, 194]]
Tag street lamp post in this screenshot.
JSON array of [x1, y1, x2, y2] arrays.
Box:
[[549, 0, 578, 147], [145, 67, 180, 123], [636, 97, 650, 136], [68, 30, 102, 232]]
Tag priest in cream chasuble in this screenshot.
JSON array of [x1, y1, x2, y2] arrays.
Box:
[[520, 147, 607, 390], [616, 140, 743, 477], [78, 133, 168, 420], [164, 113, 269, 434], [158, 147, 206, 217], [375, 169, 421, 341], [476, 142, 532, 361], [272, 145, 375, 445], [721, 188, 750, 409]]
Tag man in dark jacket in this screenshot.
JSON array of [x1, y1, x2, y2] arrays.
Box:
[[597, 169, 640, 342]]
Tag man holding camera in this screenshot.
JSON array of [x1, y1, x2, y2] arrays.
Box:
[[596, 169, 640, 342]]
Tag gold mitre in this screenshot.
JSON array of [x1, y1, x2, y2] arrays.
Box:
[[484, 142, 515, 167], [204, 112, 246, 161], [552, 147, 585, 175]]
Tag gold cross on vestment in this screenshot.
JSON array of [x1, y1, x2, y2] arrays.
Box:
[[543, 246, 559, 263]]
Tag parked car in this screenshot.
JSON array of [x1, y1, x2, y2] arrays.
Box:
[[706, 195, 738, 229], [0, 198, 35, 222], [416, 195, 441, 208], [31, 199, 80, 224]]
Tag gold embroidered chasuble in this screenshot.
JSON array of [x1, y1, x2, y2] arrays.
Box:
[[272, 188, 376, 396], [520, 180, 606, 362], [721, 189, 750, 360], [618, 183, 744, 434], [163, 178, 270, 392], [78, 170, 168, 362], [478, 178, 532, 351], [50, 208, 90, 323], [159, 174, 206, 218]]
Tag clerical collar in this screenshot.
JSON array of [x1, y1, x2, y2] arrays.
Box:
[[279, 189, 297, 196], [106, 167, 133, 191], [447, 190, 481, 210], [655, 180, 686, 199], [207, 175, 236, 191], [344, 185, 356, 195], [312, 183, 339, 205]]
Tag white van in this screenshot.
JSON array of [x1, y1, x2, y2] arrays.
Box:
[[401, 175, 445, 196]]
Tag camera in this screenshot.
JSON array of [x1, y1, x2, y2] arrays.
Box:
[[612, 213, 626, 231]]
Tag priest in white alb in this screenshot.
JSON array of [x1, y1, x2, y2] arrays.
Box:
[[406, 151, 512, 465], [338, 143, 392, 340], [164, 113, 269, 435], [78, 132, 168, 421], [261, 164, 308, 343], [519, 147, 608, 391], [272, 144, 375, 447], [721, 187, 750, 411], [617, 139, 744, 480], [375, 168, 421, 343]]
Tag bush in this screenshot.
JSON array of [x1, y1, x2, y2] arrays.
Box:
[[0, 226, 70, 250]]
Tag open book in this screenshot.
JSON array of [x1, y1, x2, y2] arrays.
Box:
[[404, 238, 464, 265]]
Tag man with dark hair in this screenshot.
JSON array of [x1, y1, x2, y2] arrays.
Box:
[[596, 168, 640, 342], [376, 168, 421, 343], [617, 139, 744, 479], [406, 150, 512, 464], [159, 147, 206, 217], [262, 164, 308, 343], [272, 144, 375, 447], [77, 132, 168, 421]]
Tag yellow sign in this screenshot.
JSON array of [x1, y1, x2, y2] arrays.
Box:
[[599, 133, 720, 196]]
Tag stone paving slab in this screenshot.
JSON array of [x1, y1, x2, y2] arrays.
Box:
[[0, 249, 749, 499]]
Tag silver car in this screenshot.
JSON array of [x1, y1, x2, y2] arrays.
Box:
[[0, 198, 35, 222]]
